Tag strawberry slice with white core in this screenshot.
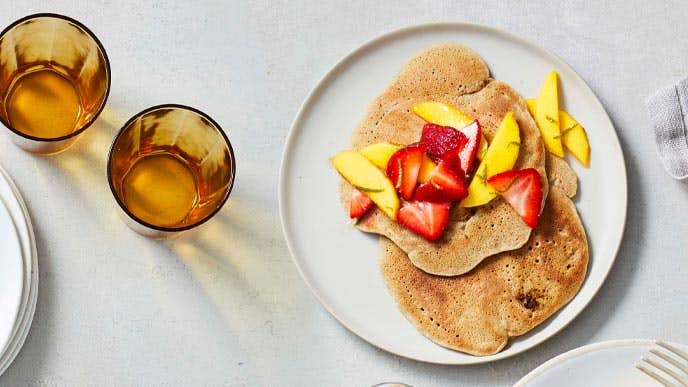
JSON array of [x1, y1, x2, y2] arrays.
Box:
[[349, 187, 374, 219], [385, 144, 426, 200], [440, 120, 481, 175], [414, 161, 468, 202], [456, 120, 482, 174], [487, 168, 543, 228], [398, 200, 451, 241], [420, 123, 467, 159]]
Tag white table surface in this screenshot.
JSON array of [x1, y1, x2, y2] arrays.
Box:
[[0, 1, 686, 386]]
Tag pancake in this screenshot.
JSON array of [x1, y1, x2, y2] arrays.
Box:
[[547, 154, 578, 198], [379, 187, 588, 356], [340, 45, 548, 276]]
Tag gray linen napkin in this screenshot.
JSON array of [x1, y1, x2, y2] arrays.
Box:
[[647, 78, 688, 180]]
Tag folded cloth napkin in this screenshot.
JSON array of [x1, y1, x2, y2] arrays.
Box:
[[647, 78, 688, 180]]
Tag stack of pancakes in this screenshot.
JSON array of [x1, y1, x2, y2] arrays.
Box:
[[339, 45, 588, 356]]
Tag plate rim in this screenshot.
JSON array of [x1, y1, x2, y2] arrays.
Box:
[[0, 168, 30, 348], [513, 339, 685, 386], [0, 164, 38, 376], [278, 21, 628, 364], [0, 194, 23, 358]]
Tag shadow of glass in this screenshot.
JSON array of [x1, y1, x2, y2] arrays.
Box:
[[162, 193, 310, 330], [2, 108, 127, 379], [31, 107, 126, 219]]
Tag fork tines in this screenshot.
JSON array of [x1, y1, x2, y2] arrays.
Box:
[[636, 341, 688, 386]]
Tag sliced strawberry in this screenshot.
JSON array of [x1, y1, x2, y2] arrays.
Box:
[[349, 187, 374, 219], [385, 144, 425, 200], [414, 161, 468, 202], [438, 146, 463, 176], [487, 169, 520, 191], [398, 200, 451, 241], [420, 123, 467, 159], [487, 168, 543, 228], [457, 120, 481, 174], [438, 120, 482, 175], [438, 147, 465, 176]]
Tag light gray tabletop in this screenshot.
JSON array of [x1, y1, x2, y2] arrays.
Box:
[[1, 1, 686, 386]]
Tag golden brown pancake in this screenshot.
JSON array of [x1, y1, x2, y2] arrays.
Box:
[[340, 44, 548, 276], [379, 187, 588, 356], [547, 154, 578, 198]]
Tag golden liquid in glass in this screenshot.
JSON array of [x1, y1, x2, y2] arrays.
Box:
[[121, 153, 198, 227], [6, 68, 81, 138]]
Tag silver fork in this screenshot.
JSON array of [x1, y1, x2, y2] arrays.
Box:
[[636, 341, 688, 386]]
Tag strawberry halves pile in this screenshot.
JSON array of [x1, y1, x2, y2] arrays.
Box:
[[352, 121, 482, 241], [350, 119, 544, 241]]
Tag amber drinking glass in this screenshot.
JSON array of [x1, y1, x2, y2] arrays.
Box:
[[107, 105, 235, 238], [0, 13, 110, 154]]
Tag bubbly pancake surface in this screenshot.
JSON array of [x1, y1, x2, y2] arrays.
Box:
[[546, 153, 578, 198], [379, 187, 588, 356]]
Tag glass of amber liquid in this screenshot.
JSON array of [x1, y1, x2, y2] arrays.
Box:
[[0, 13, 110, 154], [107, 105, 235, 238]]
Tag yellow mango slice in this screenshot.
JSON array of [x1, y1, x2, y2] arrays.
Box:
[[460, 112, 521, 207], [359, 142, 438, 176], [417, 154, 437, 183], [412, 101, 489, 159], [527, 99, 590, 167], [526, 99, 537, 118], [412, 101, 472, 128], [359, 142, 401, 169], [559, 110, 590, 166], [331, 151, 399, 220], [476, 132, 489, 159], [534, 72, 564, 157]]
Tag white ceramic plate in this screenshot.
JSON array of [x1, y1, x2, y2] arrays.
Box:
[[280, 23, 627, 364], [0, 191, 22, 359], [0, 165, 38, 376], [515, 339, 687, 386]]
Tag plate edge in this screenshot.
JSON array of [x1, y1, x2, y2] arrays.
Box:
[[513, 339, 684, 386]]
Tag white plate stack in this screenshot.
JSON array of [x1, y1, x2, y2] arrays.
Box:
[[0, 165, 37, 376]]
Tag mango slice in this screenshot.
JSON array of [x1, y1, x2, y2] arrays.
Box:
[[527, 100, 590, 167], [417, 154, 438, 183], [413, 101, 473, 127], [476, 134, 488, 159], [534, 72, 564, 157], [359, 142, 401, 169], [412, 101, 489, 159], [332, 151, 400, 220], [526, 99, 537, 118], [360, 141, 437, 182], [558, 109, 590, 166], [460, 112, 521, 207]]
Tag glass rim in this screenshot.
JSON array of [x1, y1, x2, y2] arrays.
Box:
[[0, 12, 112, 142], [106, 103, 236, 233]]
